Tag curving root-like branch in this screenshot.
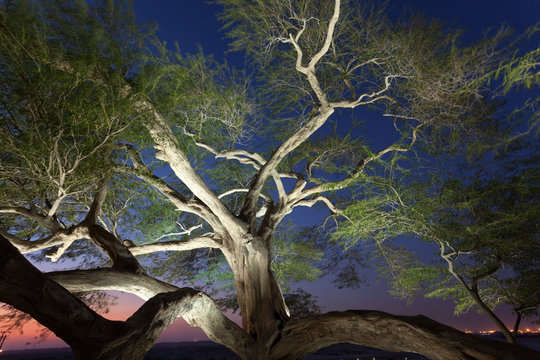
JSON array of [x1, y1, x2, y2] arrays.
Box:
[[1, 235, 254, 360], [270, 310, 540, 360]]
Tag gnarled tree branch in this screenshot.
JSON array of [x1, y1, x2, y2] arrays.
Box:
[[140, 101, 246, 238], [0, 235, 253, 360], [270, 310, 539, 360], [128, 236, 221, 256]]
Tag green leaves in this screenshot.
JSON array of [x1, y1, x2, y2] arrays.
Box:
[[0, 0, 143, 216], [271, 224, 324, 291]]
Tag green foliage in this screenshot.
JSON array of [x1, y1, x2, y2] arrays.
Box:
[[0, 0, 146, 227], [283, 288, 321, 319], [136, 48, 257, 149], [332, 63, 539, 330], [271, 222, 324, 291]]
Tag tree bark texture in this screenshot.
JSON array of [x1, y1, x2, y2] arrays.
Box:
[[224, 236, 289, 347]]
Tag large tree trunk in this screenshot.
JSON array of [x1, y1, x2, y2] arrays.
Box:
[[223, 234, 289, 357], [220, 231, 540, 360]]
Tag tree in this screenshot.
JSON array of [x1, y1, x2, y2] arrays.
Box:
[[1, 1, 539, 359]]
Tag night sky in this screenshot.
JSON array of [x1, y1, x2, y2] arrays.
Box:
[[3, 0, 540, 351]]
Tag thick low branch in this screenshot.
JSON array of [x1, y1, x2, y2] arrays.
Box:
[[47, 268, 177, 300], [128, 236, 221, 256], [106, 288, 254, 360], [47, 267, 254, 358], [179, 290, 256, 359], [0, 234, 123, 359], [1, 235, 253, 360], [271, 310, 539, 360]]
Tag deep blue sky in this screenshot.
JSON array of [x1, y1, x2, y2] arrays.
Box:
[[129, 0, 540, 334], [133, 0, 539, 56]]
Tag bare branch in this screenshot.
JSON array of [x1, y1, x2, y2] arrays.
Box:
[[300, 123, 423, 198], [128, 236, 221, 256], [292, 195, 339, 214], [219, 188, 271, 202], [287, 27, 308, 75], [330, 75, 400, 108], [0, 206, 61, 232], [240, 108, 334, 230], [308, 0, 341, 69], [194, 140, 288, 200], [194, 141, 265, 169], [239, 2, 348, 229], [152, 223, 203, 241], [45, 238, 77, 262]]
